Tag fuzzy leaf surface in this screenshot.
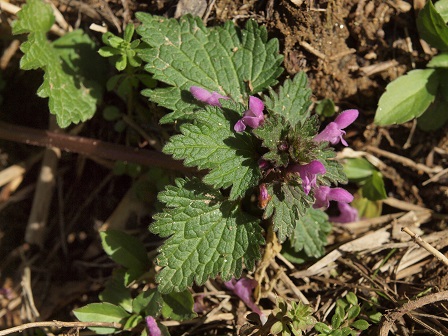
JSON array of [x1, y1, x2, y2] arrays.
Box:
[[253, 114, 291, 167], [151, 178, 264, 293], [291, 208, 331, 258], [163, 101, 261, 200], [136, 14, 283, 123], [264, 72, 312, 127], [12, 0, 102, 127], [264, 182, 313, 243]]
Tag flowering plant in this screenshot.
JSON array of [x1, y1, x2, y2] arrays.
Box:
[[133, 14, 359, 294]]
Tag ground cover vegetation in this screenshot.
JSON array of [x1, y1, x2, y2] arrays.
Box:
[[0, 0, 447, 335]]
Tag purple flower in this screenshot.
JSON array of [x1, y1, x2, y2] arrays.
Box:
[[314, 109, 359, 146], [190, 86, 228, 107], [313, 186, 354, 209], [289, 160, 326, 195], [234, 96, 265, 132], [330, 202, 359, 223], [145, 316, 161, 336], [225, 277, 267, 324]]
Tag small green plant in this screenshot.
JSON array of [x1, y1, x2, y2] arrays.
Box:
[[270, 298, 317, 336], [375, 0, 448, 130], [73, 230, 196, 335], [343, 157, 387, 218], [314, 292, 371, 336], [99, 23, 143, 71]]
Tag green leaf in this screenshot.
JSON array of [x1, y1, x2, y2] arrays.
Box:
[[362, 171, 387, 201], [132, 288, 164, 316], [123, 314, 143, 330], [343, 158, 375, 182], [161, 290, 197, 321], [331, 311, 343, 329], [346, 305, 361, 320], [315, 98, 336, 117], [100, 230, 150, 271], [252, 114, 291, 167], [12, 0, 102, 127], [151, 178, 264, 293], [350, 319, 370, 331], [352, 191, 382, 218], [345, 292, 358, 306], [290, 208, 330, 258], [163, 101, 261, 200], [264, 72, 312, 127], [136, 14, 283, 123], [435, 0, 448, 23], [264, 182, 314, 243], [99, 271, 133, 313], [375, 69, 439, 125], [427, 52, 448, 67], [317, 145, 348, 186], [314, 322, 332, 333], [73, 302, 130, 334], [418, 72, 448, 130], [417, 0, 448, 50]]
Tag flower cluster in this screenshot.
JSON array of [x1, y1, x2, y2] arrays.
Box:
[[190, 87, 359, 223]]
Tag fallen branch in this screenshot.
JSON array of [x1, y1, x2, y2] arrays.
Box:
[[379, 290, 448, 336], [0, 121, 190, 172], [401, 227, 448, 266], [0, 320, 123, 336]]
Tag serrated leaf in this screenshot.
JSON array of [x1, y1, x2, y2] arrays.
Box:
[[264, 72, 312, 127], [132, 288, 163, 316], [73, 303, 130, 334], [316, 145, 347, 186], [375, 69, 439, 125], [163, 102, 261, 200], [417, 0, 448, 50], [12, 0, 102, 127], [252, 114, 291, 166], [100, 230, 150, 271], [290, 208, 330, 258], [136, 14, 282, 123], [161, 290, 197, 321], [151, 178, 264, 293], [264, 182, 313, 243]]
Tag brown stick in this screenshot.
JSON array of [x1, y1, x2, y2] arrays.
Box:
[[0, 121, 189, 172], [379, 290, 448, 336], [401, 227, 448, 266], [0, 320, 123, 336]]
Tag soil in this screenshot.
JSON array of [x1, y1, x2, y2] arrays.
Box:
[[0, 0, 447, 335]]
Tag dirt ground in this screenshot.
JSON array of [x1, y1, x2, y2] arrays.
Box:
[[0, 0, 447, 335]]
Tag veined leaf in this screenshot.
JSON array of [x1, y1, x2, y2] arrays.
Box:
[[163, 101, 261, 200], [264, 181, 313, 243], [374, 69, 439, 125], [73, 303, 130, 334], [12, 0, 104, 127], [291, 208, 331, 258], [100, 230, 150, 272], [264, 72, 312, 127], [136, 14, 283, 123], [151, 178, 264, 293]]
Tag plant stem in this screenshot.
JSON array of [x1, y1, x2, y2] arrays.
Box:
[[0, 121, 190, 172]]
